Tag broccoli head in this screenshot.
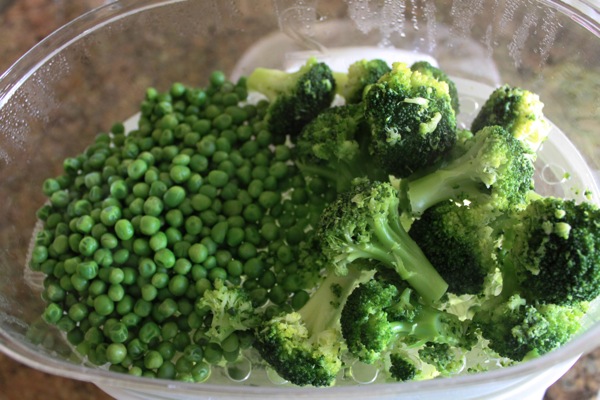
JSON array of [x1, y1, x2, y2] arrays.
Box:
[[388, 352, 419, 381], [473, 294, 588, 361], [315, 179, 448, 303], [253, 265, 373, 386], [401, 125, 535, 215], [195, 280, 261, 343], [247, 57, 336, 141], [418, 342, 465, 376], [295, 104, 385, 193], [500, 196, 600, 305], [411, 61, 460, 114], [364, 62, 457, 177], [471, 85, 550, 153], [341, 276, 476, 364], [341, 59, 392, 104], [409, 201, 500, 295]]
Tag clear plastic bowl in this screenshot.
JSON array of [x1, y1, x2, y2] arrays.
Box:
[[0, 1, 599, 399]]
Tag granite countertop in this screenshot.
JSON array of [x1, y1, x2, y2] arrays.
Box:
[[0, 1, 598, 399]]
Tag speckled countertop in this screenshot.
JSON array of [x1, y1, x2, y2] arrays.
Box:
[[0, 1, 599, 399]]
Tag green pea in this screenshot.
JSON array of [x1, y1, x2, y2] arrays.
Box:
[[143, 196, 164, 217], [94, 294, 115, 316], [170, 165, 191, 183], [138, 258, 157, 278], [139, 215, 161, 236], [68, 303, 88, 322], [78, 236, 99, 257], [237, 242, 257, 260], [127, 159, 148, 180], [109, 180, 128, 200], [210, 221, 229, 244], [163, 185, 186, 208], [184, 215, 203, 235], [114, 219, 134, 240], [243, 257, 264, 279], [188, 243, 208, 264], [108, 284, 125, 302], [106, 343, 127, 364], [154, 248, 176, 269], [174, 258, 192, 275], [243, 204, 263, 222], [149, 231, 168, 251], [165, 209, 184, 227], [258, 191, 281, 209], [207, 170, 229, 188], [191, 193, 212, 211], [144, 350, 164, 370]]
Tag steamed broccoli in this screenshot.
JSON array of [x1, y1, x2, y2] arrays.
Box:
[[411, 61, 460, 114], [195, 280, 261, 343], [295, 104, 385, 193], [341, 276, 476, 364], [499, 196, 600, 305], [253, 265, 373, 387], [409, 201, 501, 295], [418, 342, 465, 376], [315, 179, 448, 304], [340, 59, 392, 104], [400, 125, 535, 216], [473, 294, 588, 361], [388, 352, 419, 381], [247, 57, 336, 140], [471, 85, 550, 153], [364, 62, 457, 177], [468, 196, 600, 361]]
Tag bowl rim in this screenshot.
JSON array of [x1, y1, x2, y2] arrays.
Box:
[[0, 0, 599, 395]]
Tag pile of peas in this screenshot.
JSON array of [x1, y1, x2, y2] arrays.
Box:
[[29, 71, 333, 381]]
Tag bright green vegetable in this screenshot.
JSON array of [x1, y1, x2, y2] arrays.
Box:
[[295, 104, 385, 193], [400, 125, 535, 215], [247, 57, 336, 141], [340, 272, 475, 368], [410, 61, 460, 114], [364, 62, 457, 177], [253, 265, 373, 387], [471, 84, 550, 153], [337, 58, 391, 104], [30, 60, 600, 387], [315, 179, 448, 304]]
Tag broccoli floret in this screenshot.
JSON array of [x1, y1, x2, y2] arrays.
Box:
[[471, 85, 550, 153], [409, 201, 500, 295], [388, 352, 419, 381], [341, 277, 475, 364], [253, 265, 373, 387], [418, 342, 465, 376], [401, 125, 535, 216], [295, 104, 386, 193], [315, 179, 448, 303], [341, 59, 392, 104], [500, 196, 600, 305], [411, 61, 460, 114], [468, 197, 599, 361], [195, 280, 261, 343], [473, 294, 588, 361], [364, 62, 457, 178], [247, 57, 336, 141]]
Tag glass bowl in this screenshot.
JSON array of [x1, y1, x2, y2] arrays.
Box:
[[0, 1, 598, 399]]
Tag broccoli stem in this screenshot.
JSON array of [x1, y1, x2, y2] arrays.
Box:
[[246, 68, 295, 102], [339, 215, 448, 304], [297, 162, 362, 193], [300, 266, 369, 335], [405, 160, 484, 215], [389, 307, 466, 348]]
